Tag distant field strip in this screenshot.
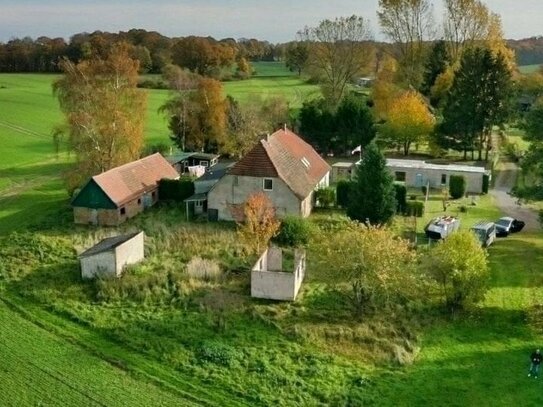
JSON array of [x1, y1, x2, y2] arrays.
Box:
[[0, 299, 202, 407]]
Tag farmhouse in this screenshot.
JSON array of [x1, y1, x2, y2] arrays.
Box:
[[386, 159, 490, 194], [207, 128, 331, 221], [72, 153, 179, 226], [79, 231, 144, 279]]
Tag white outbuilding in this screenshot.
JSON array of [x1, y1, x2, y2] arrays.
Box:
[[79, 232, 144, 279]]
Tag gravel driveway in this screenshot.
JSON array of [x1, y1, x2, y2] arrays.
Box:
[[490, 161, 540, 232]]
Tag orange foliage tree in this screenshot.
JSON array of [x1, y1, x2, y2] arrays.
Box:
[[237, 192, 280, 255], [53, 42, 147, 191]]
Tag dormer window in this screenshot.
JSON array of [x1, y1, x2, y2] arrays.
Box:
[[301, 157, 310, 169]]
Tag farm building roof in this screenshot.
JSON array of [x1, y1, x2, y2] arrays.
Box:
[[229, 128, 331, 200], [83, 153, 179, 208], [386, 159, 488, 174], [166, 151, 220, 164], [79, 232, 142, 258]]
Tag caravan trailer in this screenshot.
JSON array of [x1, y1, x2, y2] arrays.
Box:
[[424, 216, 461, 241], [471, 221, 497, 247]]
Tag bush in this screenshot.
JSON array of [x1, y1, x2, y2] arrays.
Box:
[[409, 195, 417, 201], [539, 210, 543, 229], [336, 181, 353, 208], [315, 187, 336, 208], [482, 174, 490, 194], [158, 178, 194, 202], [405, 201, 424, 217], [274, 216, 311, 247], [421, 185, 428, 196], [394, 184, 407, 214], [195, 342, 239, 367], [449, 175, 466, 199], [459, 205, 468, 213], [186, 257, 223, 282]]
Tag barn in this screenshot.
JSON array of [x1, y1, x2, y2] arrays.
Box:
[[79, 232, 144, 279], [72, 153, 179, 226]]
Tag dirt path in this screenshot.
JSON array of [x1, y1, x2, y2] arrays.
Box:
[[490, 161, 540, 232]]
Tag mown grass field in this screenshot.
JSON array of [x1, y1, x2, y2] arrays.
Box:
[[0, 62, 317, 234]]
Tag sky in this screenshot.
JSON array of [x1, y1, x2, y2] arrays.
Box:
[[0, 0, 542, 43]]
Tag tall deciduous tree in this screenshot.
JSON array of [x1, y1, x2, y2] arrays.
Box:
[[285, 41, 309, 76], [378, 0, 435, 88], [298, 15, 373, 108], [380, 90, 435, 155], [347, 142, 397, 225], [237, 192, 280, 255], [53, 42, 147, 191]]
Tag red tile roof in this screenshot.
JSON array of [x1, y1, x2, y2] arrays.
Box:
[[92, 153, 179, 207], [229, 128, 331, 199]]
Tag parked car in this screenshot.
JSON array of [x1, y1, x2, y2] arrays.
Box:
[[471, 221, 497, 247], [425, 216, 461, 240], [494, 217, 526, 237]]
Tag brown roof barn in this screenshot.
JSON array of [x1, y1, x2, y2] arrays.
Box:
[[207, 128, 331, 221], [72, 153, 179, 226]]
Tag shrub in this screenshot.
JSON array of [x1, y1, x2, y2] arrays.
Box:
[[336, 181, 353, 208], [195, 342, 238, 367], [421, 185, 428, 196], [449, 175, 466, 199], [274, 216, 311, 247], [394, 184, 407, 214], [158, 178, 194, 202], [405, 201, 424, 217], [186, 257, 223, 282], [459, 205, 468, 213], [409, 195, 417, 201], [315, 187, 336, 208], [482, 174, 490, 194], [539, 210, 543, 229]]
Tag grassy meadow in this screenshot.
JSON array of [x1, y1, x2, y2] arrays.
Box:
[[519, 64, 542, 74]]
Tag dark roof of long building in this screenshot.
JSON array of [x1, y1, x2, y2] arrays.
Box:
[[79, 232, 142, 258], [89, 153, 179, 207], [229, 128, 331, 199]]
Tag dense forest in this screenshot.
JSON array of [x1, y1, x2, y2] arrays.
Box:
[[2, 28, 543, 75]]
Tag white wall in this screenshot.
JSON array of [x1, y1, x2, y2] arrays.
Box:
[[80, 251, 116, 279], [114, 232, 145, 275]]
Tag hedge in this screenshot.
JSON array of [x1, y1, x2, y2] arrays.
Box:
[[482, 174, 490, 194], [336, 181, 353, 208], [449, 175, 466, 199], [394, 183, 407, 214], [406, 201, 424, 217], [315, 187, 336, 208], [274, 216, 311, 247], [158, 178, 195, 202]]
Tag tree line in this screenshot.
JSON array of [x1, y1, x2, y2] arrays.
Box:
[[0, 29, 280, 74]]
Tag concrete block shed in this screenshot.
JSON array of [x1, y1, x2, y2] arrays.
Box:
[[79, 232, 144, 279]]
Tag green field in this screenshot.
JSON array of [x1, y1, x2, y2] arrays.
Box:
[[519, 64, 541, 74], [0, 62, 318, 233]]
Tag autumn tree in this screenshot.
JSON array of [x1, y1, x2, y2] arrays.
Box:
[[378, 0, 435, 88], [314, 222, 419, 315], [424, 230, 489, 312], [53, 42, 147, 191], [380, 90, 435, 155], [171, 36, 236, 77], [347, 142, 397, 225], [236, 57, 252, 79], [224, 96, 265, 159], [160, 74, 228, 153], [237, 192, 281, 255], [285, 41, 309, 75], [298, 15, 374, 108]]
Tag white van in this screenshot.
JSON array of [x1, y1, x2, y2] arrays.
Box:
[[471, 221, 497, 248]]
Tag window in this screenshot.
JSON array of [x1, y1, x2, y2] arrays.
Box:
[[195, 200, 203, 208], [395, 171, 406, 182], [301, 157, 311, 169], [263, 178, 273, 191], [200, 160, 209, 167], [441, 174, 447, 185], [120, 207, 126, 215], [137, 198, 141, 205]]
